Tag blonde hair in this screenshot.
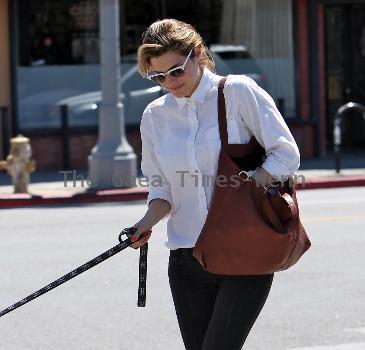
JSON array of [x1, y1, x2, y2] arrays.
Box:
[[137, 19, 215, 76]]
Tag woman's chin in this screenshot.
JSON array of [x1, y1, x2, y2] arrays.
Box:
[[170, 91, 185, 98]]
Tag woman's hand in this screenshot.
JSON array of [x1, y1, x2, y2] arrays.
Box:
[[128, 219, 153, 249], [249, 167, 275, 188], [127, 198, 171, 249]]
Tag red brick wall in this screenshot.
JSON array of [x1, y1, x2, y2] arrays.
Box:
[[29, 125, 312, 171], [69, 134, 98, 168], [30, 132, 136, 170], [296, 0, 310, 122], [317, 2, 327, 156], [290, 0, 315, 159], [30, 136, 64, 170], [29, 129, 143, 171], [127, 128, 142, 166], [290, 125, 314, 158]]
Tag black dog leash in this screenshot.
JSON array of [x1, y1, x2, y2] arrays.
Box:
[[0, 227, 148, 318]]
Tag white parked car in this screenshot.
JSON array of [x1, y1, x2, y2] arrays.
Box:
[[209, 44, 266, 89], [19, 52, 232, 129]]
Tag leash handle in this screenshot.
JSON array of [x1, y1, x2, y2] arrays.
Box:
[[119, 227, 148, 307], [138, 244, 148, 307]]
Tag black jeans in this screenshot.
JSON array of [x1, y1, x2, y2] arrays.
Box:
[[168, 248, 274, 350]]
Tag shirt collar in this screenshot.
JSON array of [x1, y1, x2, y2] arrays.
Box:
[[173, 67, 216, 110]]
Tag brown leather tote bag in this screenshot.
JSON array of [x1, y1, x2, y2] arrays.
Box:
[[193, 78, 311, 275]]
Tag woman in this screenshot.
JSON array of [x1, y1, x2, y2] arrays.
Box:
[[129, 19, 300, 350]]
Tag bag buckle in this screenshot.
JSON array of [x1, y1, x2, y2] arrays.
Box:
[[238, 170, 251, 181]]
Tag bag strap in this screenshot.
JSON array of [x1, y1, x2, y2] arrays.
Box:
[[218, 78, 300, 234], [217, 77, 229, 152], [217, 77, 259, 153]]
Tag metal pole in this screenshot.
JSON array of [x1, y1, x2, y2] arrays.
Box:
[[60, 104, 71, 170], [88, 0, 136, 189], [0, 106, 10, 159], [333, 117, 341, 174], [333, 102, 365, 174]]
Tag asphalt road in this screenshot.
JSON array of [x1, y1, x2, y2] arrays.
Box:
[[0, 187, 364, 350]]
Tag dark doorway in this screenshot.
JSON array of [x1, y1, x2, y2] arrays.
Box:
[[325, 3, 365, 151]]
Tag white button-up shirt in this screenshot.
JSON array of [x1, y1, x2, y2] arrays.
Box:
[[140, 68, 300, 250]]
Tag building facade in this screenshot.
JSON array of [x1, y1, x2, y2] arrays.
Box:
[[0, 0, 364, 170]]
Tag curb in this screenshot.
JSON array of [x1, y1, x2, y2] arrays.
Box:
[[296, 175, 365, 190], [1, 176, 365, 209], [0, 187, 148, 209]]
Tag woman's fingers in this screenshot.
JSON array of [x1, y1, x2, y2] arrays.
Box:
[[130, 228, 151, 242], [130, 230, 152, 249], [139, 231, 152, 244]]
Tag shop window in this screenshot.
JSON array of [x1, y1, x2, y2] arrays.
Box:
[[18, 0, 99, 66], [16, 0, 296, 131]]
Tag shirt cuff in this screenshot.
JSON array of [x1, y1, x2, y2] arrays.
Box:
[[147, 190, 175, 217], [261, 154, 298, 182]]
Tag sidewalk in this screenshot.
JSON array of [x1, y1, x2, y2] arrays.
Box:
[[0, 154, 364, 209]]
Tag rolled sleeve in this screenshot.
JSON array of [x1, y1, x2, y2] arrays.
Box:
[[230, 76, 300, 180], [140, 108, 174, 217]]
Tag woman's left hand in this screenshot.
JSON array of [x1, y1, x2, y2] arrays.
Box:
[[249, 167, 275, 188]]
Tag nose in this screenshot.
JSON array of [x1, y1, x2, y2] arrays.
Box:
[[163, 75, 181, 89], [165, 72, 180, 83]]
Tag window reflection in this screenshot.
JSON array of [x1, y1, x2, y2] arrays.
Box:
[[17, 0, 296, 130], [19, 0, 99, 66]]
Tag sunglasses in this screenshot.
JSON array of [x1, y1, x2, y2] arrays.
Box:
[[144, 49, 194, 84]]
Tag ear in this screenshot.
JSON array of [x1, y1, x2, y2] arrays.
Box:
[[194, 44, 202, 61]]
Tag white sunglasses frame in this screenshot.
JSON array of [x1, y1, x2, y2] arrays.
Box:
[[144, 49, 194, 82]]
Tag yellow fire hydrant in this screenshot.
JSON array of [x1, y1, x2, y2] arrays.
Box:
[[0, 135, 36, 193]]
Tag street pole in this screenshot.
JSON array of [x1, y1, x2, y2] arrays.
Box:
[[88, 0, 136, 189]]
